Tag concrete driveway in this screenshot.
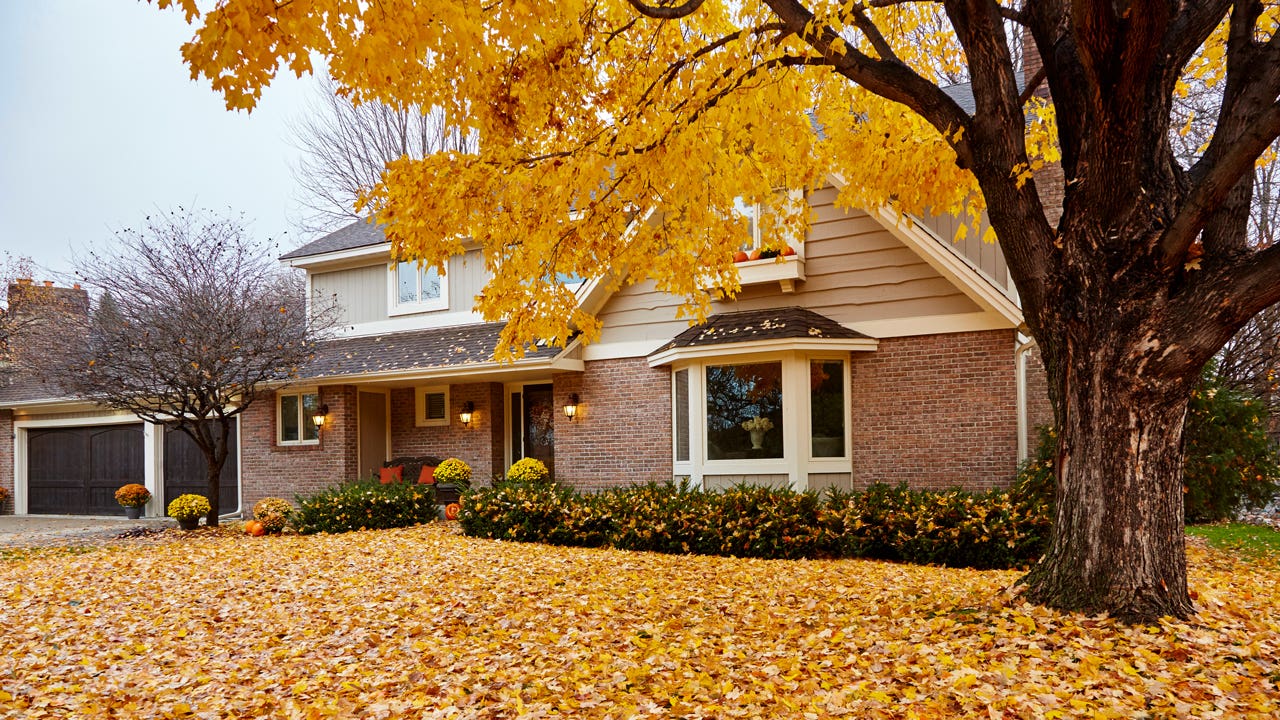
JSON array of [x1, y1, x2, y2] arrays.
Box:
[[0, 515, 172, 547]]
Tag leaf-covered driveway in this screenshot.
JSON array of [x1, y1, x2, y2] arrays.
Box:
[[1, 525, 1276, 718]]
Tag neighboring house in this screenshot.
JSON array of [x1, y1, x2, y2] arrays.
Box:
[[0, 180, 1057, 517]]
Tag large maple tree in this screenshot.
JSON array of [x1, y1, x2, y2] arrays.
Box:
[[154, 0, 1280, 622]]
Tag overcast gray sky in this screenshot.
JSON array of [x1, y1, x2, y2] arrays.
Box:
[[0, 0, 321, 279]]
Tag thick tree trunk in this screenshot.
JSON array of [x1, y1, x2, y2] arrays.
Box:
[[1022, 327, 1199, 622]]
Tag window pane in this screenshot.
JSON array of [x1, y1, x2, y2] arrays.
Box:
[[397, 263, 418, 304], [420, 266, 442, 300], [280, 394, 300, 442], [706, 362, 783, 460], [810, 360, 846, 457], [732, 197, 759, 250], [674, 369, 690, 462], [301, 392, 320, 442], [424, 391, 446, 421]]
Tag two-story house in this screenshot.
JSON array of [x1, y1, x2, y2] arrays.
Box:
[[0, 180, 1054, 517]]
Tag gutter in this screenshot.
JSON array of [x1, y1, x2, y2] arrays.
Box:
[[1015, 333, 1037, 462]]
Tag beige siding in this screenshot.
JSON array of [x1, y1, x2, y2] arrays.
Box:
[[808, 472, 852, 492], [313, 264, 386, 325], [597, 186, 981, 346], [915, 207, 1013, 294], [311, 249, 489, 325], [704, 474, 790, 490]]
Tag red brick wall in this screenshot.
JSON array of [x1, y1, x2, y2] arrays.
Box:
[[554, 358, 673, 491], [239, 385, 359, 514], [851, 330, 1018, 491], [1024, 343, 1055, 439], [0, 409, 12, 514], [389, 382, 505, 484]]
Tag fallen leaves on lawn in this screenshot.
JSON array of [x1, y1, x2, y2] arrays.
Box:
[[0, 525, 1277, 718]]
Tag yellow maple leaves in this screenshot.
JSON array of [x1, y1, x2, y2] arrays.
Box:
[[0, 526, 1278, 717]]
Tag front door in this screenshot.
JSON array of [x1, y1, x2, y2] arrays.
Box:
[[358, 391, 389, 481], [510, 383, 555, 478]]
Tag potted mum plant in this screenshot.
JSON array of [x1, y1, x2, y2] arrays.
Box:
[[167, 494, 211, 530], [114, 483, 151, 519]]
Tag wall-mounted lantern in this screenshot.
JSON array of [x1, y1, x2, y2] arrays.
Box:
[[563, 393, 580, 421], [311, 404, 330, 429], [459, 401, 476, 428]]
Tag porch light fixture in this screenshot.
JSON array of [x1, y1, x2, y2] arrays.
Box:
[[311, 404, 329, 429], [459, 401, 475, 427], [563, 393, 580, 421]]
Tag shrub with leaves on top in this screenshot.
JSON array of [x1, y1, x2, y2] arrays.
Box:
[[292, 480, 440, 534], [253, 497, 293, 533]]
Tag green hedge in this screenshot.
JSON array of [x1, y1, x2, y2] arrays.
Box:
[[292, 480, 440, 534], [459, 479, 1051, 570]]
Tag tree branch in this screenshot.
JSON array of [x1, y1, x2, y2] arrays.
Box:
[[625, 0, 706, 20]]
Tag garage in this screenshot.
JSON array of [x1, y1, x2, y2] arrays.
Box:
[[26, 424, 145, 515], [163, 424, 239, 515]]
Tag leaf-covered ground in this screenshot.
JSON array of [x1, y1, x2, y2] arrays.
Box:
[[1, 525, 1276, 719]]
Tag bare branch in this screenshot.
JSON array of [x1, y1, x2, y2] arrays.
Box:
[[625, 0, 706, 20]]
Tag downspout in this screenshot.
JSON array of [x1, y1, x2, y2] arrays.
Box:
[[1015, 333, 1037, 463]]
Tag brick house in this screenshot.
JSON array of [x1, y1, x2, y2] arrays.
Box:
[[0, 179, 1055, 517]]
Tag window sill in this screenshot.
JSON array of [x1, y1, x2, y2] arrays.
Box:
[[735, 254, 804, 292], [389, 301, 449, 317]]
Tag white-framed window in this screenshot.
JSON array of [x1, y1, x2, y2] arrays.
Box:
[[415, 385, 450, 427], [670, 352, 850, 482], [389, 261, 448, 315], [733, 190, 807, 253], [278, 389, 320, 446]]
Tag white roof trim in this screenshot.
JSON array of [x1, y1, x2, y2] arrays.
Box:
[[825, 173, 1023, 328], [647, 336, 878, 368], [282, 243, 391, 270]]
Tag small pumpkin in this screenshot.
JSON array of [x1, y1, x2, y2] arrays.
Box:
[[748, 249, 762, 261], [782, 246, 797, 257], [244, 520, 266, 537], [732, 250, 749, 263], [444, 503, 462, 521]]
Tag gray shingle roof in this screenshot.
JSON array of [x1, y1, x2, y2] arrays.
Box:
[[0, 370, 70, 405], [303, 322, 568, 379], [280, 218, 389, 260], [650, 307, 869, 356]]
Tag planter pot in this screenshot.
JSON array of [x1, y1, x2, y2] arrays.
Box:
[[124, 506, 143, 520], [749, 429, 766, 450], [176, 518, 200, 531]]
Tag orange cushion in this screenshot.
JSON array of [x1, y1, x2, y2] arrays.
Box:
[[418, 465, 437, 485], [379, 466, 403, 484]]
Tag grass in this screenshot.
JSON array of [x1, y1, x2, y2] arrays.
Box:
[[0, 523, 1277, 717], [1187, 521, 1280, 560]]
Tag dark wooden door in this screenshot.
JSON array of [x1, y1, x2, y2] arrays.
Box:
[[163, 422, 239, 515], [520, 384, 555, 478], [27, 424, 145, 515]]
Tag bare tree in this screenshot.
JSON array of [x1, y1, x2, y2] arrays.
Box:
[[33, 209, 339, 527], [290, 76, 477, 234]]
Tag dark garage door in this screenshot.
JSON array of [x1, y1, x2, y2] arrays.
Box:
[[163, 423, 239, 516], [27, 424, 145, 515]]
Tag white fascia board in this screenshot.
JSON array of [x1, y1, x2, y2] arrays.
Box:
[[306, 349, 584, 386], [573, 206, 656, 318], [282, 243, 391, 271], [824, 174, 1024, 327], [647, 337, 879, 368], [2, 398, 104, 413], [12, 412, 143, 428]]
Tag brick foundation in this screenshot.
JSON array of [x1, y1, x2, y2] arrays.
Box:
[[850, 329, 1019, 491], [554, 358, 673, 491]]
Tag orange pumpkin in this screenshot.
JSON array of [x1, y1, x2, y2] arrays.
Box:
[[782, 246, 797, 257], [245, 520, 266, 537], [748, 249, 762, 261], [732, 250, 749, 263], [444, 503, 461, 521]]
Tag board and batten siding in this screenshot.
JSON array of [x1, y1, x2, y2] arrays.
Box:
[[310, 249, 490, 327], [595, 186, 982, 347], [915, 207, 1014, 295]]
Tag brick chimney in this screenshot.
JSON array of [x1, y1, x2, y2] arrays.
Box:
[[1023, 29, 1064, 226]]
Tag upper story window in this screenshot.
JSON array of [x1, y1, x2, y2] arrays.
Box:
[[390, 262, 448, 315], [278, 390, 320, 446], [733, 191, 806, 253]]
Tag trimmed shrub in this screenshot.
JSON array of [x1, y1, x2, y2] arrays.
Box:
[[460, 480, 1050, 569], [434, 458, 473, 486], [292, 480, 439, 534], [1184, 370, 1280, 522]]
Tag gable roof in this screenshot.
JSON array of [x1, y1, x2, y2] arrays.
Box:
[[280, 219, 388, 260]]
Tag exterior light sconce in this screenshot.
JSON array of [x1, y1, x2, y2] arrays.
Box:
[[563, 393, 580, 421], [459, 401, 475, 428], [311, 404, 330, 430]]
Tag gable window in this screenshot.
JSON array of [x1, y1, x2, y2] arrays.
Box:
[[415, 385, 450, 427], [733, 191, 806, 252], [706, 361, 784, 460], [278, 390, 320, 445], [390, 261, 448, 315]]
